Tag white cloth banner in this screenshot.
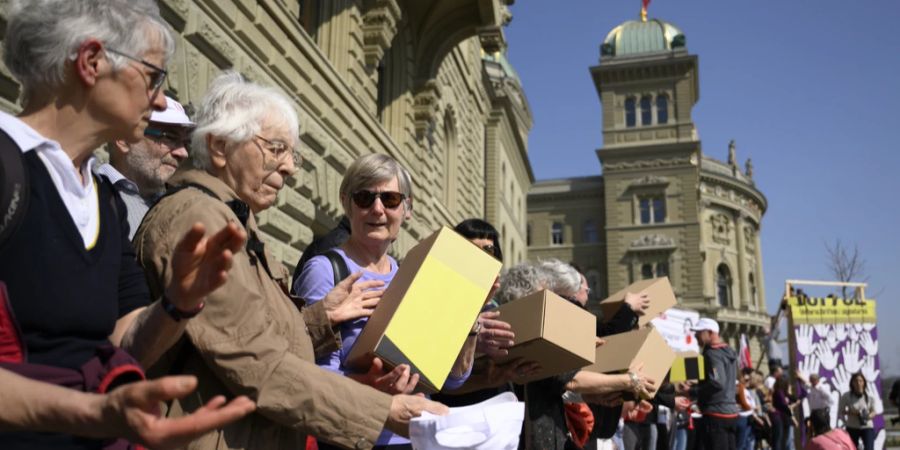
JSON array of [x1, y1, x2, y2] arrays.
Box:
[[650, 307, 701, 353], [409, 392, 525, 450]]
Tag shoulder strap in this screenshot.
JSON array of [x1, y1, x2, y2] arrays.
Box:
[[323, 249, 350, 286], [0, 129, 28, 251]]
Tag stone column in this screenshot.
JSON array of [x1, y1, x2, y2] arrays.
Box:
[[735, 211, 750, 308]]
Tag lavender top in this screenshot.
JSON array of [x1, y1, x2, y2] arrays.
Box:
[[292, 247, 470, 445]]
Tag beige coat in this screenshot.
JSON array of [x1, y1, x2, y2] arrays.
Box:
[[135, 170, 392, 450]]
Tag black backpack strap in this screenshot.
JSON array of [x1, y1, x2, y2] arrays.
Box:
[[322, 249, 350, 286], [0, 129, 28, 251]]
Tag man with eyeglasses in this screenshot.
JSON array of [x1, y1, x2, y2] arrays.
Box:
[[96, 95, 194, 239]]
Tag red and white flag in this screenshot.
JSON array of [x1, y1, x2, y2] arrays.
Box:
[[739, 333, 753, 369]]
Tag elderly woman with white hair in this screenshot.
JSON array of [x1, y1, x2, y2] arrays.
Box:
[[495, 259, 658, 450], [134, 73, 446, 450], [0, 1, 255, 448]]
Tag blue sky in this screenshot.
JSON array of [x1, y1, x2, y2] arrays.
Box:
[[505, 1, 900, 375]]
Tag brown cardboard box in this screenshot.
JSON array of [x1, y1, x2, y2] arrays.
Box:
[[585, 326, 676, 399], [599, 277, 676, 327], [477, 289, 597, 384], [344, 226, 502, 393]]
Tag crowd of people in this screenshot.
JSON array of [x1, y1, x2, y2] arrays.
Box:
[[0, 1, 888, 450]]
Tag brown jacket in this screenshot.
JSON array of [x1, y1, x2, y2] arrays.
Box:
[[134, 170, 392, 450]]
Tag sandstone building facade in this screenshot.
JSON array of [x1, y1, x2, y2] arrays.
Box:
[[0, 0, 533, 270], [527, 16, 770, 355]]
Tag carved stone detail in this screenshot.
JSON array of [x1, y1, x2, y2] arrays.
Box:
[[744, 225, 756, 251], [477, 25, 506, 54], [361, 0, 402, 68], [413, 80, 441, 143], [710, 213, 731, 245], [604, 156, 693, 171], [629, 175, 669, 188], [629, 234, 676, 251]]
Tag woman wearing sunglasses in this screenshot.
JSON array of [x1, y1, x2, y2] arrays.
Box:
[[293, 153, 477, 450]]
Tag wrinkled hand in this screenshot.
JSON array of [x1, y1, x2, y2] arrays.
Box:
[[95, 375, 255, 449], [168, 222, 246, 310], [624, 292, 650, 315], [475, 311, 516, 358], [353, 358, 419, 394], [860, 331, 878, 356], [489, 358, 541, 385], [321, 272, 385, 326], [384, 394, 448, 437], [817, 341, 839, 371], [628, 362, 657, 397], [796, 325, 814, 356]]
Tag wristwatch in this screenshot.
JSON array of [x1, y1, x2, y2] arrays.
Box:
[[628, 371, 642, 392], [161, 296, 205, 322], [468, 320, 483, 337]]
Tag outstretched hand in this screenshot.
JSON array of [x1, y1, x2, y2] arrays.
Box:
[[95, 375, 255, 449], [167, 222, 246, 310], [624, 292, 650, 315], [322, 272, 385, 325], [350, 357, 420, 394]]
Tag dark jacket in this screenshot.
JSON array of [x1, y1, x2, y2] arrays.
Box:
[[696, 343, 740, 415]]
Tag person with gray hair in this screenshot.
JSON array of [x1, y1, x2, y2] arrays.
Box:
[[492, 261, 658, 450], [0, 1, 253, 448], [294, 152, 478, 449], [135, 73, 446, 450]]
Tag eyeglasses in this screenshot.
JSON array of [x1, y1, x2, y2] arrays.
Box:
[[253, 134, 300, 168], [104, 47, 168, 93], [144, 127, 190, 146], [351, 190, 406, 209], [478, 244, 497, 256]]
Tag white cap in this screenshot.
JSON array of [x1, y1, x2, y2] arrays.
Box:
[[690, 318, 720, 334], [150, 96, 194, 127]]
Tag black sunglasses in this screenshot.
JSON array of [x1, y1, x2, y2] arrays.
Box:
[[351, 190, 406, 209]]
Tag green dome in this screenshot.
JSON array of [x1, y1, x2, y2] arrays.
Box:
[[601, 18, 686, 58]]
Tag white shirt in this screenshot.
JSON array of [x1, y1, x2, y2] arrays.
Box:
[[765, 375, 776, 391], [0, 111, 99, 247], [808, 383, 834, 411]]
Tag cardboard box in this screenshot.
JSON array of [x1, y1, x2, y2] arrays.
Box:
[[584, 326, 676, 399], [345, 226, 502, 392], [475, 289, 597, 384], [598, 277, 677, 327], [669, 351, 706, 383]]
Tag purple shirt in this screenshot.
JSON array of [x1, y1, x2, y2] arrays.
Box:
[[292, 247, 470, 445]]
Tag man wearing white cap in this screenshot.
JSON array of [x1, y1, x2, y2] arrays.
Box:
[[685, 317, 740, 450], [96, 95, 194, 239]]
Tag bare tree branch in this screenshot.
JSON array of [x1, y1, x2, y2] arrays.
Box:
[[824, 238, 869, 299]]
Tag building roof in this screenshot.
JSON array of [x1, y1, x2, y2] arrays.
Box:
[[601, 18, 686, 58]]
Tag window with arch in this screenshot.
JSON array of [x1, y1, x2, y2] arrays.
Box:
[[641, 264, 654, 280], [656, 94, 668, 124], [640, 95, 652, 125], [583, 220, 598, 243], [625, 97, 636, 128], [551, 222, 564, 245], [717, 264, 732, 307]]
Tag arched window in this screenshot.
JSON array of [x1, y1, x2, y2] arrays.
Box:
[[640, 95, 652, 125], [656, 95, 668, 124], [625, 97, 636, 128], [641, 264, 654, 280], [717, 264, 732, 307], [583, 220, 598, 243], [551, 222, 564, 245]]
